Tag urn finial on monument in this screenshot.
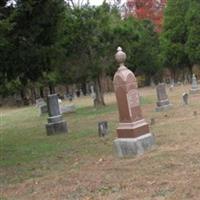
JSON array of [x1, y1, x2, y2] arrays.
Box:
[[113, 47, 155, 158], [115, 47, 127, 69]]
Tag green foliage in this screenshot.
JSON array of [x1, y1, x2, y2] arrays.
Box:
[[113, 18, 161, 77], [3, 0, 66, 86], [60, 3, 120, 85], [160, 0, 200, 73], [185, 0, 200, 65]]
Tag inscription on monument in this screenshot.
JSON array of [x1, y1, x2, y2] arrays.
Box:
[[127, 89, 140, 108]]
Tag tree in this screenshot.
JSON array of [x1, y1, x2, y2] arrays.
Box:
[[185, 0, 200, 65], [0, 1, 14, 87], [61, 3, 120, 106], [113, 17, 160, 84], [6, 0, 66, 100], [160, 0, 191, 80]]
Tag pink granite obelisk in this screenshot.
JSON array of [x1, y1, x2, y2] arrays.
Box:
[[113, 47, 155, 157]]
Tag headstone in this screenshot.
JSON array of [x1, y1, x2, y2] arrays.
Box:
[[150, 79, 156, 88], [80, 89, 83, 96], [169, 84, 174, 92], [36, 98, 46, 107], [156, 83, 172, 111], [36, 98, 48, 115], [182, 93, 189, 105], [113, 47, 155, 158], [177, 81, 182, 86], [61, 104, 76, 114], [98, 121, 108, 137], [90, 85, 96, 99], [64, 94, 68, 100], [68, 94, 73, 102], [90, 85, 97, 106], [58, 98, 62, 104], [189, 74, 200, 94], [46, 94, 68, 135], [170, 79, 175, 87], [39, 104, 48, 115]]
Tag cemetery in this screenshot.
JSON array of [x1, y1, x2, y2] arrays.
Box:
[[1, 0, 200, 200], [1, 82, 200, 199]]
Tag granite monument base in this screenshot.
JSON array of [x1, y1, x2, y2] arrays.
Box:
[[155, 104, 172, 112], [113, 133, 155, 158], [189, 88, 200, 95], [117, 119, 150, 138], [46, 120, 67, 136]]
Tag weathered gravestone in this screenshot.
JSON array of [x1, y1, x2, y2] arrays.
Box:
[[98, 121, 108, 137], [46, 94, 68, 135], [169, 84, 174, 92], [36, 98, 45, 107], [182, 93, 189, 105], [90, 85, 97, 106], [61, 104, 76, 114], [39, 104, 48, 115], [156, 83, 172, 111], [36, 98, 48, 115], [189, 74, 200, 94], [113, 47, 155, 158]]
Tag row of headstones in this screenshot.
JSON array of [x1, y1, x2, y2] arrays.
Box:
[[43, 74, 200, 137], [156, 74, 200, 111], [43, 76, 200, 139]]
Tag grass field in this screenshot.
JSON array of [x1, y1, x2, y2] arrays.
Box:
[[1, 85, 200, 200]]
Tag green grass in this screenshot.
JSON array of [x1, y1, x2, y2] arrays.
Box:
[[0, 95, 154, 185]]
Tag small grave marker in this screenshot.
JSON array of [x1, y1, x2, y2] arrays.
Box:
[[182, 93, 189, 105], [98, 121, 108, 137]]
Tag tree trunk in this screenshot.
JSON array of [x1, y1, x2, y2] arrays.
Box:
[[94, 75, 105, 107], [40, 87, 44, 98], [188, 65, 193, 83], [65, 85, 69, 95], [81, 82, 87, 96], [20, 87, 29, 106], [30, 86, 36, 104], [49, 84, 55, 94]]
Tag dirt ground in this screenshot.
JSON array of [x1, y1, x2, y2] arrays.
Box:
[[1, 85, 200, 200]]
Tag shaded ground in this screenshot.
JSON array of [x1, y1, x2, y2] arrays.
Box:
[[1, 85, 200, 200]]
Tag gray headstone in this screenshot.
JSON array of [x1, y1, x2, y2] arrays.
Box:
[[192, 74, 198, 89], [189, 74, 200, 94], [169, 85, 174, 91], [182, 93, 189, 105], [46, 94, 67, 135], [36, 98, 46, 107], [90, 85, 96, 100], [156, 83, 172, 111], [39, 104, 48, 115], [98, 121, 108, 137], [47, 94, 61, 117], [61, 104, 76, 114]]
